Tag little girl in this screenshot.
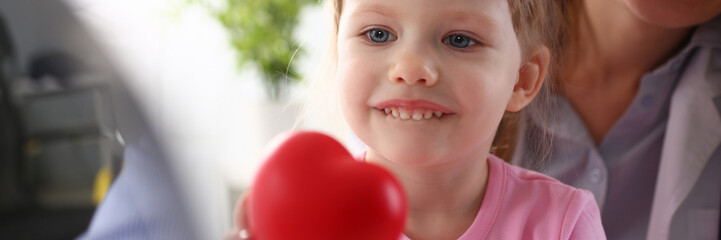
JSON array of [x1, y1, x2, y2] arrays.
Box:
[[232, 0, 606, 239]]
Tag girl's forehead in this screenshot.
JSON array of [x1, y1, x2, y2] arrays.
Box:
[[342, 0, 510, 18], [340, 0, 512, 31]]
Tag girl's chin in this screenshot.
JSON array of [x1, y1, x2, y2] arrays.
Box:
[[368, 146, 445, 167]]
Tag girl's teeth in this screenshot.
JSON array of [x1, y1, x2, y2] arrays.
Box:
[[382, 107, 445, 120], [412, 112, 423, 121]]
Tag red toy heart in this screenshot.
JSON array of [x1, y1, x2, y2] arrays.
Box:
[[248, 131, 407, 240]]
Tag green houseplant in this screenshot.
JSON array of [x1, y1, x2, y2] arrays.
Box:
[[213, 0, 319, 100]]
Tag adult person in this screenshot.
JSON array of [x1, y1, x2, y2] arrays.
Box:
[[512, 0, 721, 239]]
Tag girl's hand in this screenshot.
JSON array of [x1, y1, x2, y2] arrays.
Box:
[[224, 191, 253, 240]]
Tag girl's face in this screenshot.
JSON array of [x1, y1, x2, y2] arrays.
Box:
[[336, 0, 526, 166]]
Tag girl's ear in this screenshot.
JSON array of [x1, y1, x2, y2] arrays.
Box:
[[506, 46, 550, 112]]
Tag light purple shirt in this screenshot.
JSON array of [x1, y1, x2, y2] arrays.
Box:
[[513, 15, 721, 239]]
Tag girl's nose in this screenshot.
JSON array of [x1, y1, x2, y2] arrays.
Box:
[[387, 49, 439, 87]]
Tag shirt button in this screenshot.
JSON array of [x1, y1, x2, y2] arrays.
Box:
[[590, 168, 604, 183]]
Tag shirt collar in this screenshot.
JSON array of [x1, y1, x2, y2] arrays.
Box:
[[647, 15, 721, 76], [689, 14, 721, 50]]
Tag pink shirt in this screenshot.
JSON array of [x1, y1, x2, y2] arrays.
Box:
[[398, 155, 606, 240]]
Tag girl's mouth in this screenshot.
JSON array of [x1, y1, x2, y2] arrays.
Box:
[[379, 107, 445, 120], [373, 99, 454, 121]]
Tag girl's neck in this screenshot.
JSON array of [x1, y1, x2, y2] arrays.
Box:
[[365, 148, 489, 240], [566, 0, 693, 87]]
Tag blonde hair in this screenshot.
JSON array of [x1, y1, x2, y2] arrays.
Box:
[[494, 0, 572, 162], [299, 0, 571, 160]]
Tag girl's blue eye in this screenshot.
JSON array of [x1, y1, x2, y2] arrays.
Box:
[[367, 29, 390, 43], [445, 34, 476, 48]]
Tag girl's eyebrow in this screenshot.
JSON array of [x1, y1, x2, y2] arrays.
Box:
[[446, 10, 500, 36], [345, 5, 499, 36]]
